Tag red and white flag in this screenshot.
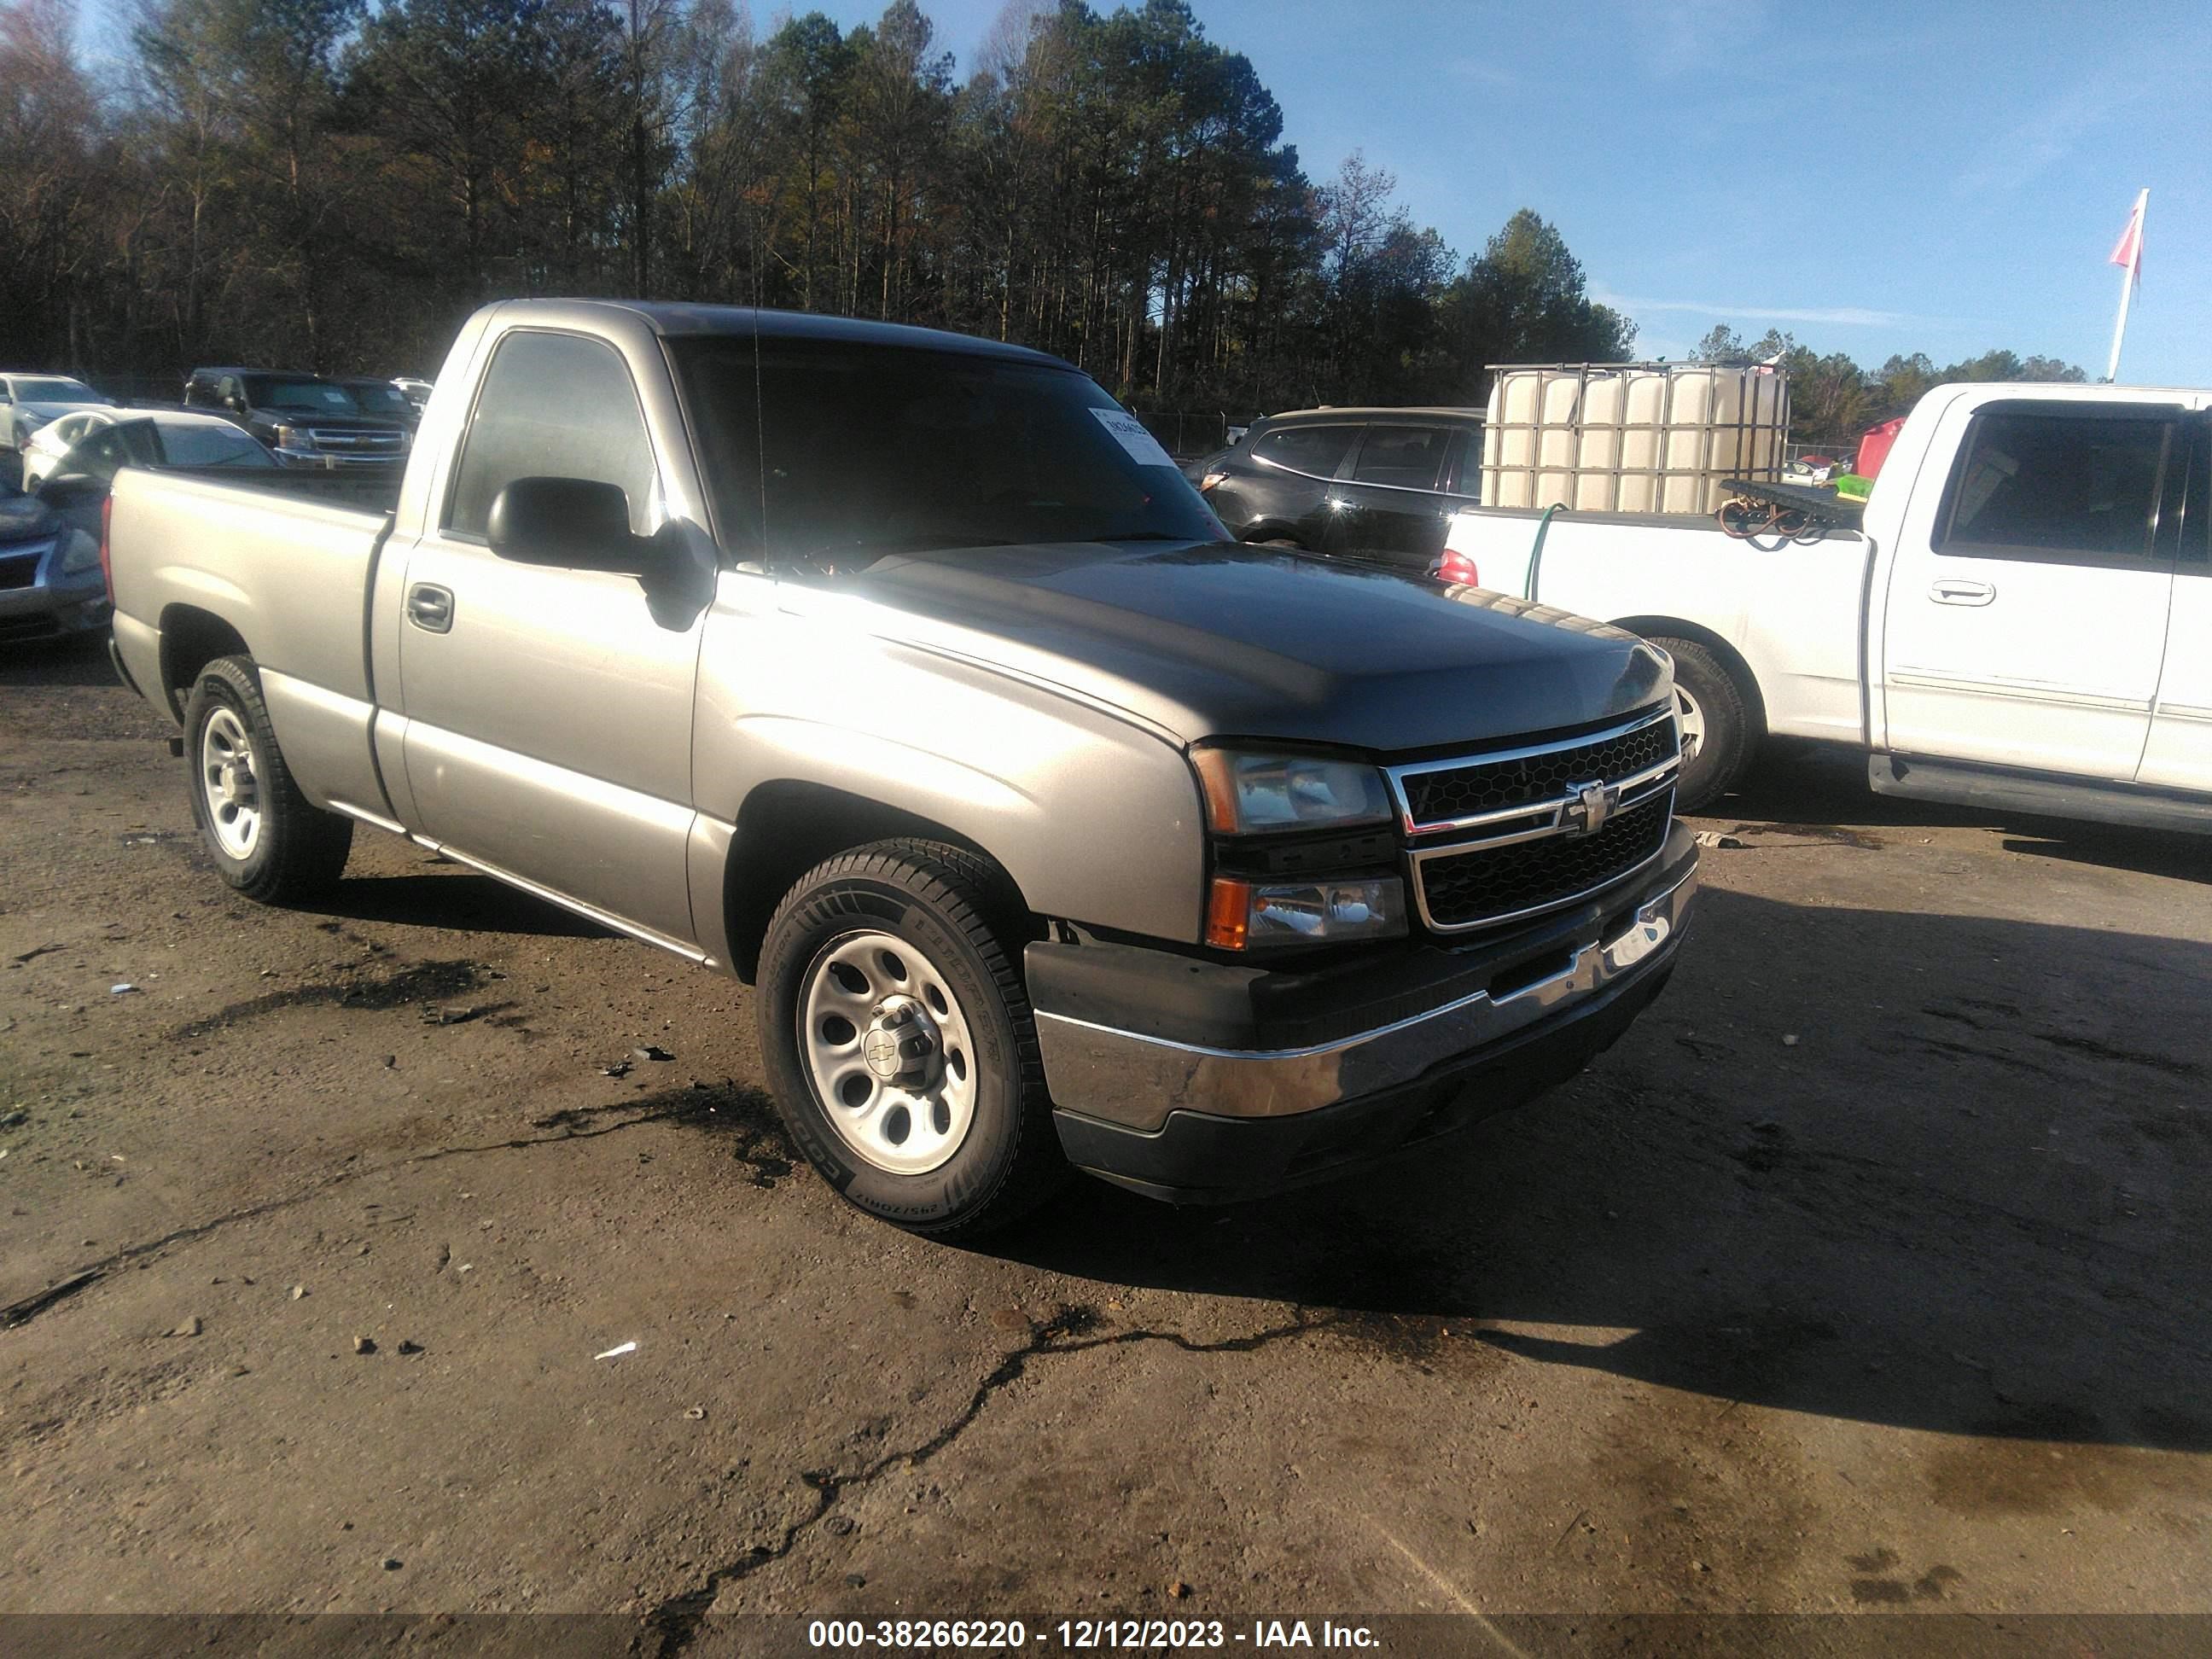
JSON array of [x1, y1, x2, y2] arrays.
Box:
[[2109, 190, 2146, 281]]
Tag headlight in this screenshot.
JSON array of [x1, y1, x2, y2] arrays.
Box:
[[399, 427, 414, 451], [272, 424, 315, 454], [60, 528, 102, 574], [1205, 876, 1406, 951], [1199, 469, 1227, 492], [1193, 748, 1392, 834]]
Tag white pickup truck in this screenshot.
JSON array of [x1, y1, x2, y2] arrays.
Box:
[[1441, 382, 2211, 829]]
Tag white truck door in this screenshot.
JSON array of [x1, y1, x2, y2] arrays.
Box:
[[2139, 418, 2212, 793], [1881, 399, 2183, 781]]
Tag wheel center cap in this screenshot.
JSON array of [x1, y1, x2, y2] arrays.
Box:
[[864, 998, 939, 1085]]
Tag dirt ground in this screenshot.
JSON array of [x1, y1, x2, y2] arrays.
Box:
[[3, 636, 2209, 1646]]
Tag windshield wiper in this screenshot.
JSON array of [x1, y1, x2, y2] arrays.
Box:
[[801, 532, 1016, 557]]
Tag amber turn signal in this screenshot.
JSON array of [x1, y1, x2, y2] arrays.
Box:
[[1204, 876, 1252, 950]]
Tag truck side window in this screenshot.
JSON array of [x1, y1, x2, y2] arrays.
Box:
[[1941, 410, 2172, 564], [446, 331, 659, 540], [1251, 424, 1359, 480], [1352, 425, 1449, 489]]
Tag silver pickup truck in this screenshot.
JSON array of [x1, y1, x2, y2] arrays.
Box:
[[105, 300, 1697, 1237]]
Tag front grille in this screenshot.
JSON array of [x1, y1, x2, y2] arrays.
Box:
[[1416, 791, 1672, 929], [1400, 710, 1677, 829], [307, 428, 404, 452]]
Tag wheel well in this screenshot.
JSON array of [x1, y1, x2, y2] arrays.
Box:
[[1611, 616, 1767, 738], [159, 606, 253, 721], [722, 780, 1034, 983]]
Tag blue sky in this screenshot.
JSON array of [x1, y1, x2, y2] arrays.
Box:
[[806, 0, 2209, 384]]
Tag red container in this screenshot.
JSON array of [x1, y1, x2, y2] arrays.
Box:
[[1857, 417, 1906, 480]]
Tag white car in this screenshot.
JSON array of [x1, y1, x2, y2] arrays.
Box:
[[1, 373, 114, 458], [21, 408, 276, 492], [393, 376, 434, 408]]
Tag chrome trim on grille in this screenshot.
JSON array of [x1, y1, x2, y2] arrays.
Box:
[[306, 428, 405, 451], [1406, 789, 1676, 934], [1384, 704, 1679, 836]]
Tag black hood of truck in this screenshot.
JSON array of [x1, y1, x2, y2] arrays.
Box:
[[824, 540, 1671, 754]]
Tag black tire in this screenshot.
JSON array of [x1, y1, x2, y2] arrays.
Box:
[[1652, 637, 1755, 812], [181, 655, 353, 904], [756, 839, 1069, 1238]]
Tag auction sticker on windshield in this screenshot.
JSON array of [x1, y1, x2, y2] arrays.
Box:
[[1091, 409, 1177, 469]]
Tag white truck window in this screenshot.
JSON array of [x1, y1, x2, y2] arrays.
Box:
[[1941, 410, 2171, 564], [446, 331, 659, 539]]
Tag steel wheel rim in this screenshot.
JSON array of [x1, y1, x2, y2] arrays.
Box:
[[799, 928, 979, 1176], [1675, 687, 1706, 763], [200, 706, 263, 859]]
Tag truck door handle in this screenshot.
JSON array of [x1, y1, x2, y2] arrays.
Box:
[[1929, 579, 1994, 606], [407, 584, 454, 632]]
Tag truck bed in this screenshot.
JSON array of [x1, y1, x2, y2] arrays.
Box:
[[215, 465, 405, 514], [1444, 504, 1874, 747], [105, 462, 393, 716]]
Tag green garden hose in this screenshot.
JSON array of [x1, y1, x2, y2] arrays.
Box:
[[1525, 503, 1566, 602]]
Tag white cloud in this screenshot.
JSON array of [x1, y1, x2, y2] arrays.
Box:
[[1445, 57, 1516, 88], [1954, 73, 2139, 195], [1592, 288, 1953, 330], [1640, 0, 1770, 75]]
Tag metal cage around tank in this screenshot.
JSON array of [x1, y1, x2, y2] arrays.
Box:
[[1481, 363, 1791, 515]]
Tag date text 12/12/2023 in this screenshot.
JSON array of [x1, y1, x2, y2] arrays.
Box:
[[806, 1619, 1382, 1649]]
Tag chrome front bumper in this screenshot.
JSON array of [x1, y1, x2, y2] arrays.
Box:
[[1035, 855, 1697, 1133]]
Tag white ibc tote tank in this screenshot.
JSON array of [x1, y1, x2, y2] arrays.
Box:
[[1482, 364, 1789, 514]]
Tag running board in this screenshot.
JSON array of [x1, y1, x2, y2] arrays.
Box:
[[1869, 754, 2212, 835], [406, 835, 716, 967]]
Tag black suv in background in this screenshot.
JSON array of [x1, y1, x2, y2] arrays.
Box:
[[183, 368, 411, 469], [1197, 406, 1483, 573]]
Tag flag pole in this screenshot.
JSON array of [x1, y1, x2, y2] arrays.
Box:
[[2106, 187, 2147, 383]]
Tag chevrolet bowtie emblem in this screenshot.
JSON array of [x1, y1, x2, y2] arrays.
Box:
[[1566, 781, 1617, 835]]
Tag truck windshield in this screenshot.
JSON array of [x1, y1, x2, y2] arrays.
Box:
[[247, 376, 358, 414], [670, 335, 1222, 561], [346, 383, 414, 417]]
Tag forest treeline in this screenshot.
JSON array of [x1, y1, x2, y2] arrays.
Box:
[[1692, 325, 2087, 450], [3, 0, 2081, 430]]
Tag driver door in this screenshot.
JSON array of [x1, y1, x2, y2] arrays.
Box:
[[396, 329, 707, 950]]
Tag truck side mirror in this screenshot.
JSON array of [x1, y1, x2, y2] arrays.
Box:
[[487, 476, 659, 576]]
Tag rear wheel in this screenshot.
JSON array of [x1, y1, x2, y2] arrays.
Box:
[[756, 840, 1068, 1237], [182, 655, 353, 904], [1651, 637, 1755, 812]]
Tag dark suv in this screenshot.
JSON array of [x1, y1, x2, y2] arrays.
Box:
[[1197, 406, 1483, 572], [183, 368, 411, 469]]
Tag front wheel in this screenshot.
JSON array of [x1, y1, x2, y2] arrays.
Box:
[[182, 655, 353, 904], [1651, 637, 1755, 812], [756, 840, 1068, 1237]]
